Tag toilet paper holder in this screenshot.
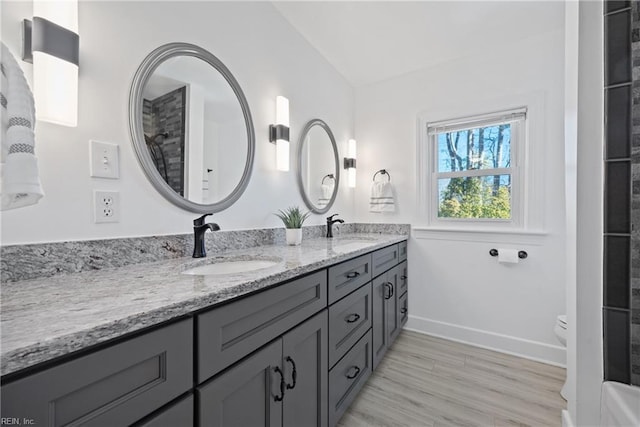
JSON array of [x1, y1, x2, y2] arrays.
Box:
[[489, 248, 528, 259]]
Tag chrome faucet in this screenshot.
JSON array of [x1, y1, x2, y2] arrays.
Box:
[[326, 214, 344, 238], [192, 213, 220, 258]]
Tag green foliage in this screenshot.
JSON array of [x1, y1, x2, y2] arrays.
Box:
[[438, 177, 511, 219], [275, 206, 310, 229]]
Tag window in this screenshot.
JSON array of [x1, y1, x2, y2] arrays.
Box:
[[425, 108, 526, 226]]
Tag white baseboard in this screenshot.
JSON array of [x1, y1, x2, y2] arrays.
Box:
[[561, 410, 574, 427], [405, 314, 566, 367]]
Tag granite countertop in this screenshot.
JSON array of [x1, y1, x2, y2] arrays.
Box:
[[1, 233, 407, 376]]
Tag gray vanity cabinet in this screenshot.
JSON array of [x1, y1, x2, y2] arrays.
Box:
[[198, 339, 283, 427], [197, 270, 327, 383], [198, 310, 328, 427], [1, 319, 193, 427], [136, 394, 194, 427], [372, 259, 402, 370]]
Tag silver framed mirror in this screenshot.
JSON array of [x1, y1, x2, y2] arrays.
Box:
[[297, 119, 340, 214], [129, 42, 255, 213]]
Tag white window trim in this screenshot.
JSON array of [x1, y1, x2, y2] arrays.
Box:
[[416, 91, 546, 233]]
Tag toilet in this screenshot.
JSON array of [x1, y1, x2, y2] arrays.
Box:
[[554, 314, 568, 400]]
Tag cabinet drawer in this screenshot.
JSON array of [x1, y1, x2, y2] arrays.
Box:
[[198, 270, 327, 383], [398, 240, 407, 262], [135, 394, 193, 427], [398, 260, 408, 296], [328, 254, 372, 304], [328, 330, 372, 427], [372, 245, 399, 278], [328, 284, 372, 368], [1, 319, 193, 427], [398, 292, 408, 327]]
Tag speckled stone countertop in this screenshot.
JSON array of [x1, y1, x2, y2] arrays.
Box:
[[1, 233, 407, 377]]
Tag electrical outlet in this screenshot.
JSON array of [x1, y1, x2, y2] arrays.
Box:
[[94, 191, 120, 223]]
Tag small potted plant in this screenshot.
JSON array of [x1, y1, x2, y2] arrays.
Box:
[[275, 206, 310, 246]]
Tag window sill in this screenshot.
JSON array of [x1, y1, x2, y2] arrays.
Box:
[[412, 226, 548, 245]]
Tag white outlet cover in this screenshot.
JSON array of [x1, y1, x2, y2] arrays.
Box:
[[90, 140, 119, 179], [94, 190, 120, 223]]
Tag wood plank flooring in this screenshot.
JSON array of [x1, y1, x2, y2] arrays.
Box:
[[338, 330, 566, 427]]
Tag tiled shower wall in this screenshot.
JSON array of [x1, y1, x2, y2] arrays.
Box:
[[142, 87, 187, 196], [603, 0, 638, 386]]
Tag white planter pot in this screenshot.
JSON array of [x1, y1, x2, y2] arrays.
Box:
[[286, 228, 302, 246]]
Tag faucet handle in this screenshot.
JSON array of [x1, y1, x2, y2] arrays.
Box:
[[194, 213, 213, 226], [327, 214, 340, 221]]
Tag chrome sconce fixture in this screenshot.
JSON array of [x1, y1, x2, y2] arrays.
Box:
[[21, 0, 79, 127], [344, 139, 357, 188], [269, 96, 290, 171]]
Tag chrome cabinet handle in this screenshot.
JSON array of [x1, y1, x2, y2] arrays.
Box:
[[346, 271, 360, 279], [401, 275, 407, 280], [273, 366, 285, 402], [400, 308, 408, 314], [346, 366, 361, 379], [285, 356, 297, 390], [345, 313, 361, 323]]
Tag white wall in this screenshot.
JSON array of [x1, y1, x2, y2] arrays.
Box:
[[574, 1, 604, 425], [0, 1, 355, 245], [354, 29, 567, 365]]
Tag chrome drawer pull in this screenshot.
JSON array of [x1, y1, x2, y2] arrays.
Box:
[[345, 313, 361, 323], [401, 275, 407, 280], [346, 271, 360, 279], [400, 308, 408, 314], [346, 366, 361, 379]]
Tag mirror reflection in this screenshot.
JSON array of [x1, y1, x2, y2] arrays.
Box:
[[141, 56, 247, 204], [298, 119, 339, 213]]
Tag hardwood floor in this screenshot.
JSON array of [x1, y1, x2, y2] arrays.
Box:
[[338, 330, 566, 427]]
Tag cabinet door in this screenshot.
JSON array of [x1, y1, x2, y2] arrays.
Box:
[[1, 319, 192, 427], [371, 275, 389, 370], [282, 310, 328, 427], [386, 265, 401, 344], [198, 340, 283, 427]]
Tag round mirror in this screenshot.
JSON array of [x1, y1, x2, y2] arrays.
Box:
[[297, 119, 340, 214], [129, 43, 255, 213]]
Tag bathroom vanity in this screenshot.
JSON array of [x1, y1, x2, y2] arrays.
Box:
[[1, 234, 408, 427]]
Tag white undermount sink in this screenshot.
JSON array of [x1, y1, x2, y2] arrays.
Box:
[[182, 259, 281, 276]]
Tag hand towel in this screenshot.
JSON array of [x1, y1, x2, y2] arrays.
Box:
[[1, 42, 43, 210], [369, 181, 395, 213], [318, 183, 334, 208]]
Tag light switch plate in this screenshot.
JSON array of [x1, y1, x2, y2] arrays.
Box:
[[90, 140, 119, 179]]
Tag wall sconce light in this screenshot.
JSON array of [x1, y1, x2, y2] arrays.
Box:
[[269, 96, 290, 171], [21, 0, 79, 127], [344, 139, 357, 188]]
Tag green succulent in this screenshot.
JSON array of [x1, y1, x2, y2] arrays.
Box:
[[275, 206, 310, 229]]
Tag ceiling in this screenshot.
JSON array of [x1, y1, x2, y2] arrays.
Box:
[[272, 1, 565, 87]]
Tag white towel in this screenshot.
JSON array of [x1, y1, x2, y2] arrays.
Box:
[[317, 183, 334, 208], [369, 181, 395, 213], [0, 42, 43, 210]]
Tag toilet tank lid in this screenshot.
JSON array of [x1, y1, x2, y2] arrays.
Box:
[[557, 315, 567, 325]]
